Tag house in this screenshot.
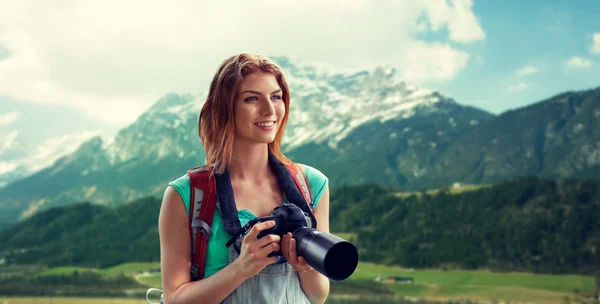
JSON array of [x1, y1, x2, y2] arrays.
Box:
[[392, 276, 414, 284], [583, 292, 599, 300], [383, 276, 414, 284], [374, 275, 415, 284]]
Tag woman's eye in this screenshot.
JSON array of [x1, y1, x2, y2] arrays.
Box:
[[244, 96, 258, 102], [271, 95, 282, 100]]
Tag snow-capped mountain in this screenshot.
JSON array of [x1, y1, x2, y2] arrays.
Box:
[[276, 57, 451, 150], [103, 93, 201, 166]]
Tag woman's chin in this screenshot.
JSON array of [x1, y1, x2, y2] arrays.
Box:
[[254, 133, 277, 144], [246, 136, 276, 145], [259, 137, 276, 144]]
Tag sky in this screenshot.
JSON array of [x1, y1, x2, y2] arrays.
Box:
[[1, 0, 599, 175]]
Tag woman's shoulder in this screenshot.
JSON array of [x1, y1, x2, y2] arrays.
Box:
[[297, 164, 327, 181], [169, 173, 190, 188], [297, 163, 328, 189], [296, 163, 329, 207], [167, 173, 191, 216]]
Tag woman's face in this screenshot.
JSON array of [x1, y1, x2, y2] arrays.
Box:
[[233, 71, 286, 145]]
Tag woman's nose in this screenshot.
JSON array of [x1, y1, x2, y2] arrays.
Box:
[[260, 98, 275, 115]]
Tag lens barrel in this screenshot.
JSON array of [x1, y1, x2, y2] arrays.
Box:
[[293, 228, 358, 281]]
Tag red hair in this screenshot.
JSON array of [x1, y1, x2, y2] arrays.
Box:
[[199, 53, 292, 174]]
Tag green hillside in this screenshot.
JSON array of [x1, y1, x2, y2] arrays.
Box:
[[1, 177, 599, 276]]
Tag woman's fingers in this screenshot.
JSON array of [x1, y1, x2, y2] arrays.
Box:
[[245, 220, 275, 240], [256, 233, 281, 248], [288, 236, 299, 265], [258, 241, 280, 258], [289, 236, 312, 273], [280, 232, 287, 258]]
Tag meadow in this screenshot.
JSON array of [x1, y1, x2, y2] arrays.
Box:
[[4, 261, 590, 304], [0, 259, 595, 304]]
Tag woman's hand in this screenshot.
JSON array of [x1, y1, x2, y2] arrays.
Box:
[[281, 232, 313, 273], [233, 220, 281, 279]]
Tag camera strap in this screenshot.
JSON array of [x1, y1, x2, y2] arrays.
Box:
[[225, 217, 261, 249]]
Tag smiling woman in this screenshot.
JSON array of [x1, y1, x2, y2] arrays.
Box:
[[157, 54, 331, 304]]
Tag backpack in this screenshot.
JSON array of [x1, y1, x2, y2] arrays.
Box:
[[187, 163, 314, 281]]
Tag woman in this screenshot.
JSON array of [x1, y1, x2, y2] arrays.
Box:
[[158, 53, 331, 304]]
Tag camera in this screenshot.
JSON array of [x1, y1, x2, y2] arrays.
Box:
[[247, 203, 359, 281]]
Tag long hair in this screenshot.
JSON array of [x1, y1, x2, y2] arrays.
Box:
[[199, 53, 292, 174]]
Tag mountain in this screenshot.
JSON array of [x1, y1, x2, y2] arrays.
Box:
[[289, 85, 600, 190], [0, 56, 598, 229], [0, 94, 204, 229], [275, 57, 493, 151], [433, 88, 600, 184], [286, 97, 493, 189]]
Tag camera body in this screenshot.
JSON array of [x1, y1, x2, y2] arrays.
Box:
[[239, 203, 359, 281], [255, 203, 316, 256]]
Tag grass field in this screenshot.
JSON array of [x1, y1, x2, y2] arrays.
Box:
[[98, 263, 160, 276], [116, 261, 596, 304], [34, 263, 160, 277], [37, 266, 96, 276], [0, 265, 46, 277], [349, 262, 595, 304], [1, 261, 595, 304]]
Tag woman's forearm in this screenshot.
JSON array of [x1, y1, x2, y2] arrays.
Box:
[[298, 269, 330, 304], [165, 260, 247, 304]]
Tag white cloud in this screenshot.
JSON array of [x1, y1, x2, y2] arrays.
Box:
[[507, 83, 527, 92], [591, 33, 600, 55], [0, 161, 18, 175], [420, 0, 486, 43], [0, 111, 20, 126], [401, 42, 470, 83], [27, 131, 100, 168], [0, 0, 485, 127], [0, 130, 23, 158], [0, 130, 99, 175], [566, 56, 592, 68], [516, 65, 538, 77]]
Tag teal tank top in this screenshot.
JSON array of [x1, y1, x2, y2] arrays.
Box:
[[168, 164, 329, 278]]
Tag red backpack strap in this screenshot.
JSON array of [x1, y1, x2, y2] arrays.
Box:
[[187, 166, 217, 281], [286, 164, 314, 212]]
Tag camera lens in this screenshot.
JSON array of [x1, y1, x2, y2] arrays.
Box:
[[293, 228, 359, 281]]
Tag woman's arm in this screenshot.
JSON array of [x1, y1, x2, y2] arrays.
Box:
[[159, 186, 281, 304]]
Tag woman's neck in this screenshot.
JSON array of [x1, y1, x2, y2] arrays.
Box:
[[229, 141, 271, 183]]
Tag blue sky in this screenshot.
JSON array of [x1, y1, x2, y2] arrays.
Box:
[[434, 0, 600, 113], [0, 0, 599, 175]]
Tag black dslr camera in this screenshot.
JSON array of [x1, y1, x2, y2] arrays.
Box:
[[230, 203, 359, 281]]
